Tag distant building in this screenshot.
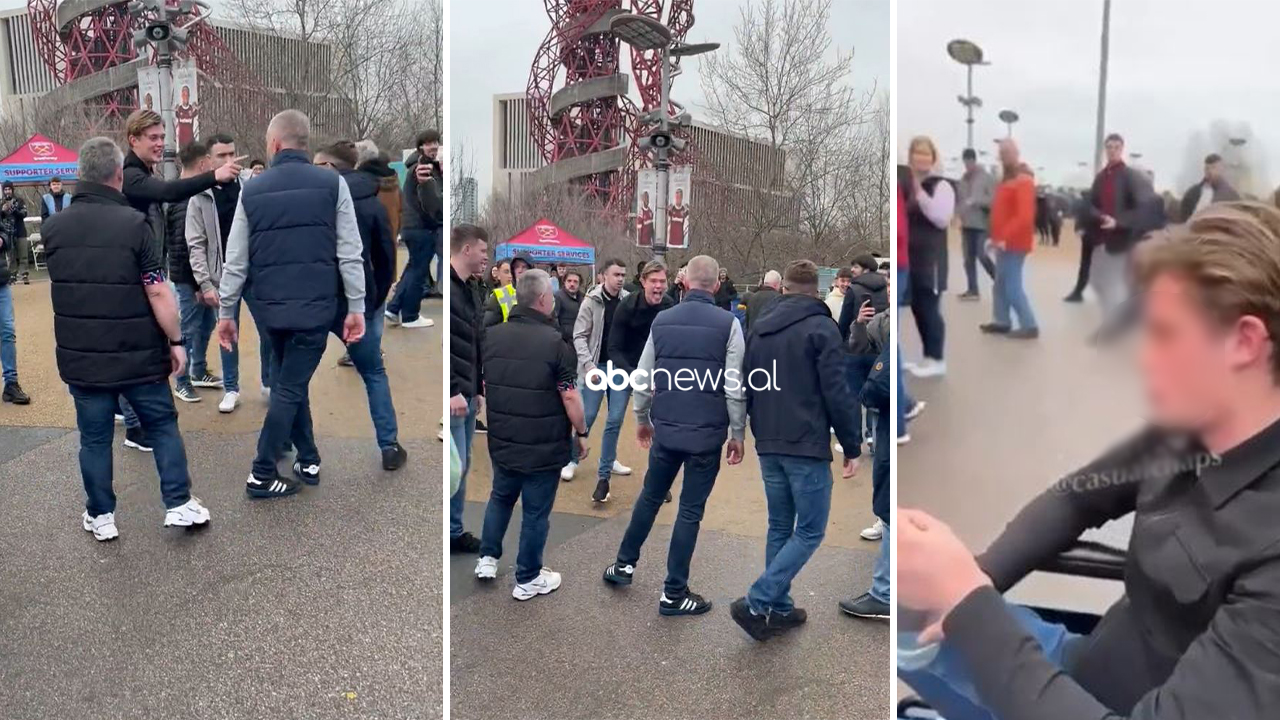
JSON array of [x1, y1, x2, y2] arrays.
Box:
[[457, 176, 479, 224], [491, 91, 540, 199]]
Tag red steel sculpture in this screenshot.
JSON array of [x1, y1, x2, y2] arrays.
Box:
[[527, 0, 695, 211]]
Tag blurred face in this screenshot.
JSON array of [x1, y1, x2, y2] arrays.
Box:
[[909, 145, 935, 175], [130, 124, 165, 164], [1139, 274, 1270, 429], [181, 87, 190, 104], [1205, 160, 1222, 183], [497, 262, 512, 287], [602, 263, 626, 294], [835, 275, 851, 292], [674, 189, 683, 206], [2, 186, 11, 198], [209, 141, 236, 169], [314, 153, 339, 171], [49, 180, 62, 193], [564, 274, 580, 293], [641, 191, 649, 208], [512, 259, 530, 281], [251, 163, 265, 176], [421, 141, 440, 160], [1105, 138, 1124, 164], [963, 156, 977, 171], [643, 270, 668, 304]]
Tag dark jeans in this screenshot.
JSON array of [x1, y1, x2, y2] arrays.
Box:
[[252, 327, 327, 478], [4, 234, 29, 274], [960, 227, 996, 294], [616, 442, 721, 599], [908, 266, 946, 361], [1069, 234, 1096, 297], [747, 454, 832, 614], [339, 307, 397, 449], [845, 353, 876, 442], [69, 380, 192, 515], [479, 464, 561, 584], [387, 227, 435, 322]]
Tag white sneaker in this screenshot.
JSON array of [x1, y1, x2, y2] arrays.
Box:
[[611, 460, 632, 476], [909, 359, 947, 378], [905, 400, 927, 421], [438, 429, 445, 441], [476, 555, 498, 580], [164, 498, 211, 527], [260, 387, 271, 401], [218, 391, 240, 414], [560, 461, 578, 481], [401, 317, 435, 328], [82, 511, 118, 541], [897, 433, 912, 445], [113, 414, 125, 424], [834, 442, 844, 455], [860, 518, 884, 541], [512, 567, 562, 601], [384, 309, 401, 326]]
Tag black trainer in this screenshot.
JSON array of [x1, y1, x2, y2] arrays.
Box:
[[2, 381, 30, 405], [123, 427, 153, 452], [245, 472, 301, 499], [602, 561, 634, 586], [592, 479, 611, 503], [451, 531, 481, 554], [729, 597, 771, 640], [474, 419, 488, 435], [979, 322, 1011, 334], [338, 352, 354, 367], [20, 271, 29, 285], [293, 461, 321, 486], [839, 592, 890, 619], [768, 607, 808, 634], [382, 442, 408, 471], [659, 590, 712, 616], [664, 490, 672, 503]]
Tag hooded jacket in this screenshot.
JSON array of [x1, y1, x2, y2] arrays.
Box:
[[838, 271, 890, 349], [744, 294, 862, 461], [340, 168, 396, 314], [360, 157, 403, 240]]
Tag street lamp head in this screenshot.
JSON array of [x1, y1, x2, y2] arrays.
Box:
[[998, 109, 1019, 124], [610, 13, 672, 51], [670, 41, 719, 58], [1229, 137, 1247, 147], [947, 39, 985, 66]]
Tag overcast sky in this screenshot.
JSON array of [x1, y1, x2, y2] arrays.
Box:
[[451, 0, 885, 203], [899, 0, 1280, 193]]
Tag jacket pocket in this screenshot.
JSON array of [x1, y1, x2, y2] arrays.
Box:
[[1142, 528, 1210, 605]]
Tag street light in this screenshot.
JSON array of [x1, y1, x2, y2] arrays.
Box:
[[611, 13, 718, 263], [947, 39, 988, 151], [998, 109, 1019, 138], [1093, 0, 1112, 174]]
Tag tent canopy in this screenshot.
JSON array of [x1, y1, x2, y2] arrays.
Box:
[[0, 134, 78, 185], [495, 217, 595, 265]]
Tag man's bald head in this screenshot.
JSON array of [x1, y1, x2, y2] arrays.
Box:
[[267, 110, 311, 152], [684, 255, 720, 291], [998, 138, 1020, 168], [762, 270, 782, 289]]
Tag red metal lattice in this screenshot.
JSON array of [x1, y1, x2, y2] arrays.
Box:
[[526, 0, 697, 212]]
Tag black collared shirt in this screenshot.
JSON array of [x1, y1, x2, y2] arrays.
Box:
[[948, 417, 1280, 719]]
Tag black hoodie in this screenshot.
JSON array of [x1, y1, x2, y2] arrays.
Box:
[[401, 151, 443, 230], [339, 168, 396, 314], [744, 294, 862, 461], [838, 271, 890, 350]]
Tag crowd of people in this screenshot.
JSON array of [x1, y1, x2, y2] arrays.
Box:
[[449, 222, 893, 638], [0, 107, 442, 540]]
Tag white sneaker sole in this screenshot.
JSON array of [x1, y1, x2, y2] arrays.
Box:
[[164, 513, 210, 528], [512, 576, 561, 601], [860, 531, 883, 541], [173, 392, 202, 404], [611, 466, 632, 476], [476, 566, 497, 580], [191, 381, 223, 389], [218, 401, 239, 414], [82, 517, 118, 542], [123, 439, 153, 453]]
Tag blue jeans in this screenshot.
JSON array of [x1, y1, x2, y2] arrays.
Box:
[[70, 380, 192, 514], [174, 283, 216, 388], [845, 354, 876, 443], [869, 519, 890, 603], [226, 296, 274, 393], [252, 327, 326, 478], [616, 442, 721, 599], [479, 464, 561, 584], [388, 227, 433, 322], [576, 382, 630, 478], [899, 603, 1079, 720], [993, 249, 1038, 330], [449, 396, 477, 538], [960, 228, 996, 294], [747, 454, 832, 615], [896, 268, 914, 437], [340, 307, 397, 449], [0, 284, 16, 383]]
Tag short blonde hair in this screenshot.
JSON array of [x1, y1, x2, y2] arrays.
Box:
[[125, 109, 162, 139], [1136, 201, 1280, 378], [908, 136, 939, 166]]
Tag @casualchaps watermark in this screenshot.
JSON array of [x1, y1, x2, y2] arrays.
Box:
[[584, 360, 781, 393]]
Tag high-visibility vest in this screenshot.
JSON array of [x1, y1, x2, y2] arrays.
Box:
[[493, 284, 517, 321]]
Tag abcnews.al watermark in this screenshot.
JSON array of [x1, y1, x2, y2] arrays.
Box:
[[583, 360, 782, 393]]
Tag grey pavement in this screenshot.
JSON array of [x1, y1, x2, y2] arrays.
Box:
[[0, 428, 442, 720], [450, 513, 889, 720]]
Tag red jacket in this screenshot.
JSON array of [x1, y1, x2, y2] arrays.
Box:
[[896, 184, 909, 269], [991, 174, 1036, 253]]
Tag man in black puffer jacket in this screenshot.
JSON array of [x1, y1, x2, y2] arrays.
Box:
[[314, 141, 407, 471], [553, 269, 584, 345], [448, 223, 490, 555]]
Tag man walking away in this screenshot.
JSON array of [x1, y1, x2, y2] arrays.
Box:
[[449, 224, 490, 554], [355, 141, 402, 244], [217, 110, 367, 499], [569, 258, 632, 498], [1, 181, 29, 285], [475, 269, 589, 600], [45, 136, 210, 540], [554, 269, 584, 345], [313, 142, 407, 470], [0, 222, 28, 404], [1179, 153, 1240, 222], [602, 255, 746, 617], [41, 176, 72, 222], [732, 260, 861, 640], [169, 142, 217, 404], [745, 270, 781, 331], [385, 130, 441, 329], [956, 147, 996, 300], [980, 142, 1040, 339]]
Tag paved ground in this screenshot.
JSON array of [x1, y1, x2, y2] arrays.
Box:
[[899, 225, 1137, 616], [449, 365, 890, 718], [0, 279, 444, 719]]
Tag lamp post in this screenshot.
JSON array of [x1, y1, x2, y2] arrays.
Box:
[[998, 109, 1019, 138], [1093, 0, 1112, 174], [128, 0, 210, 180], [947, 39, 988, 151], [611, 13, 718, 263]]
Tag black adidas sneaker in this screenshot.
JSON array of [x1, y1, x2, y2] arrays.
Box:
[[293, 461, 321, 486], [245, 472, 301, 499], [603, 561, 635, 586], [659, 590, 712, 616]]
